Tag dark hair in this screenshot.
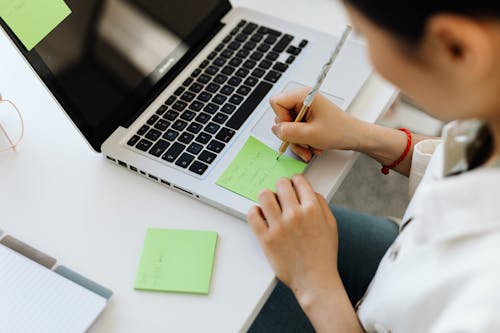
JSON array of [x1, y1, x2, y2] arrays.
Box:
[[344, 1, 500, 43]]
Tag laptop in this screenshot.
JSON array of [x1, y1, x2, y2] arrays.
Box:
[[0, 0, 371, 219]]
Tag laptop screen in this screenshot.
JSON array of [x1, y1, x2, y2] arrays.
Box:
[[0, 0, 231, 151]]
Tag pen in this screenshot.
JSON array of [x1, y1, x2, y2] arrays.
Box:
[[276, 25, 352, 160]]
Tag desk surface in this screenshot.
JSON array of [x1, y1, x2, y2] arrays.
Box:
[[0, 0, 396, 332]]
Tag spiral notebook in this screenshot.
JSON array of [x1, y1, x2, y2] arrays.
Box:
[[0, 239, 111, 333]]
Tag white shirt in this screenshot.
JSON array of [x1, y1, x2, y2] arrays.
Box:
[[357, 122, 500, 333]]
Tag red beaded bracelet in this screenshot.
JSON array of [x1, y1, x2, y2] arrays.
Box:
[[381, 128, 412, 175]]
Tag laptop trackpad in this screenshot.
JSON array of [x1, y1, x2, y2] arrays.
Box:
[[251, 81, 345, 151]]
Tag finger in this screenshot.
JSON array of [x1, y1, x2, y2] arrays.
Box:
[[291, 174, 318, 205], [272, 122, 312, 145], [270, 88, 309, 121], [247, 205, 268, 236], [291, 144, 313, 162], [316, 193, 337, 226], [257, 189, 282, 226], [275, 178, 300, 211]]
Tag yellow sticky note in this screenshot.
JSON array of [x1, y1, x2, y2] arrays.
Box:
[[0, 0, 71, 51], [216, 136, 308, 202]]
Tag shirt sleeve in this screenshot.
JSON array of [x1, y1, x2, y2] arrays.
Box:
[[409, 139, 442, 199]]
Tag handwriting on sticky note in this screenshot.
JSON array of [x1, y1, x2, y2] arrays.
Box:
[[0, 0, 71, 51], [216, 136, 307, 202]]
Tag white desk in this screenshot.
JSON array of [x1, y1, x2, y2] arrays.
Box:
[[0, 0, 396, 332]]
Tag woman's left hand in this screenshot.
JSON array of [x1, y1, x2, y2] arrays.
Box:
[[247, 174, 340, 300]]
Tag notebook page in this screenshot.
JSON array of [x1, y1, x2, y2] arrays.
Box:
[[0, 244, 107, 333]]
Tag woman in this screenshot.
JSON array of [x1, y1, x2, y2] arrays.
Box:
[[248, 1, 500, 332]]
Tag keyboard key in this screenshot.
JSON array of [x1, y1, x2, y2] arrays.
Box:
[[229, 57, 243, 67], [237, 20, 247, 28], [174, 87, 185, 96], [227, 81, 273, 130], [223, 35, 232, 43], [145, 128, 162, 142], [149, 139, 170, 157], [205, 122, 220, 134], [154, 119, 170, 131], [127, 135, 140, 146], [199, 150, 217, 164], [189, 82, 204, 93], [242, 22, 258, 34], [299, 39, 309, 48], [204, 103, 219, 114], [215, 127, 236, 143], [147, 115, 159, 125], [228, 76, 242, 86], [213, 112, 228, 124], [250, 51, 264, 61], [196, 132, 212, 144], [213, 57, 226, 67], [214, 74, 228, 84], [215, 43, 225, 52], [187, 142, 204, 155], [220, 85, 235, 95], [251, 33, 264, 43], [189, 100, 204, 112], [207, 51, 217, 60], [273, 62, 289, 72], [229, 94, 245, 105], [137, 125, 149, 136], [221, 49, 234, 58], [183, 77, 194, 86], [228, 41, 241, 50], [189, 161, 209, 175], [264, 70, 282, 83], [197, 74, 211, 84], [259, 60, 273, 70], [164, 110, 180, 121], [235, 33, 248, 43], [236, 49, 250, 59], [243, 60, 257, 69], [136, 139, 153, 151], [273, 34, 294, 52], [187, 122, 203, 134], [244, 76, 259, 87], [172, 120, 188, 131], [180, 91, 196, 102], [265, 51, 279, 61], [236, 68, 250, 78], [213, 94, 227, 105], [199, 60, 210, 68], [181, 110, 196, 121], [162, 142, 186, 162], [156, 105, 167, 115], [257, 26, 281, 36], [191, 68, 202, 77], [195, 112, 212, 123], [206, 83, 220, 93], [286, 45, 301, 56], [221, 65, 236, 75], [230, 27, 239, 35], [163, 129, 179, 141], [257, 43, 270, 52], [286, 55, 296, 64], [165, 96, 176, 105], [237, 85, 252, 95], [205, 66, 219, 76], [221, 103, 237, 114], [243, 41, 257, 51], [172, 100, 188, 111], [179, 132, 195, 144], [199, 92, 213, 102], [264, 35, 277, 45], [207, 140, 225, 153]]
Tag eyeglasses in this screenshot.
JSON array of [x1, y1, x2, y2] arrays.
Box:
[[0, 94, 24, 152]]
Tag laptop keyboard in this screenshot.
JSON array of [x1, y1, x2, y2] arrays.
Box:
[[126, 20, 308, 176]]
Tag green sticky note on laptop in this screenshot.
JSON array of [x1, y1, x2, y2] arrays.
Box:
[[134, 228, 218, 295], [216, 136, 308, 202], [0, 0, 71, 51]]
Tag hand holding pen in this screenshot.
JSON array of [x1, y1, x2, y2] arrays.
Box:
[[276, 26, 352, 160]]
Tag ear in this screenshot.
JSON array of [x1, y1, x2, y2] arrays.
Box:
[[425, 15, 495, 80]]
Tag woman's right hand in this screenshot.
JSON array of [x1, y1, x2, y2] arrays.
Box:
[[270, 87, 367, 162]]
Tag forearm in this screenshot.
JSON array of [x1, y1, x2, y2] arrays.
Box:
[[355, 121, 436, 177], [295, 275, 365, 333]]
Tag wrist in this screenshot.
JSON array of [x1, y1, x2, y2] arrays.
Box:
[[294, 271, 344, 312]]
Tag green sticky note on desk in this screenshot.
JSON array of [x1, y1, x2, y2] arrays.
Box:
[[134, 228, 218, 295], [216, 136, 308, 202], [0, 0, 71, 51]]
